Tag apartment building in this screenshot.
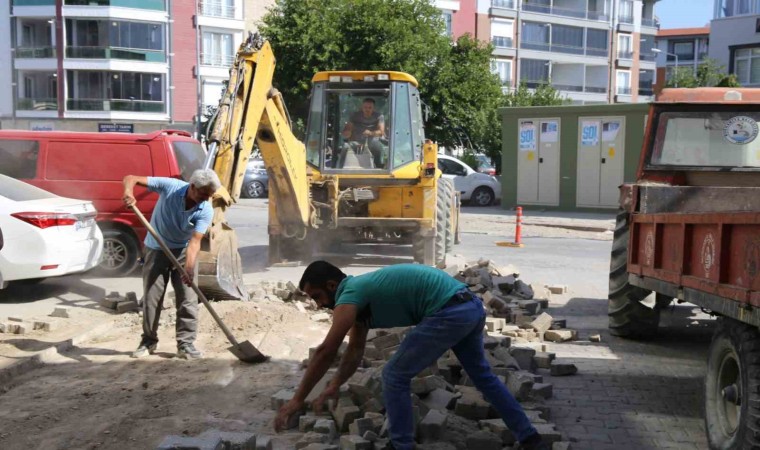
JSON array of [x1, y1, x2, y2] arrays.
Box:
[[709, 0, 760, 87], [0, 0, 272, 134], [652, 27, 709, 93], [441, 0, 660, 104]]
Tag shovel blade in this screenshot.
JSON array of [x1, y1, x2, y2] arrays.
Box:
[[228, 341, 269, 364]]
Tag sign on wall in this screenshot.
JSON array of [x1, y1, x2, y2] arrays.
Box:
[[29, 121, 54, 131], [581, 120, 599, 146], [98, 123, 134, 133], [540, 120, 558, 143], [519, 121, 536, 151]]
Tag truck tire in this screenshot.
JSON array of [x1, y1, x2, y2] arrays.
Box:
[[705, 318, 760, 450], [608, 208, 657, 339], [440, 178, 455, 253], [98, 228, 140, 276]]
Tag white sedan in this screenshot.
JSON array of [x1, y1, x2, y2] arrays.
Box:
[[438, 154, 502, 206], [0, 175, 103, 288]]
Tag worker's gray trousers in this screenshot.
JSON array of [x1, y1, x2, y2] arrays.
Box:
[[141, 247, 198, 347]]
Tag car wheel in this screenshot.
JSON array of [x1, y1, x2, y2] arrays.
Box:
[[470, 187, 494, 207], [245, 180, 266, 199], [98, 229, 140, 276]]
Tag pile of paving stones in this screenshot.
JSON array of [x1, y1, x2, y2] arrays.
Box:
[[99, 291, 140, 314], [156, 258, 579, 449]]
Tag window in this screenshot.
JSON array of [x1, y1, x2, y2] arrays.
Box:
[[172, 141, 206, 181], [651, 112, 760, 168], [438, 158, 466, 176], [734, 47, 760, 86], [671, 41, 695, 60], [520, 59, 549, 83], [0, 140, 39, 179], [490, 59, 512, 85], [586, 29, 608, 57], [618, 34, 632, 58], [616, 70, 631, 95], [491, 19, 513, 48], [442, 11, 453, 36], [202, 32, 234, 67], [639, 70, 655, 95], [304, 84, 324, 168]]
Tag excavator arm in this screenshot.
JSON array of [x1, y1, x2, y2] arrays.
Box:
[[197, 33, 310, 300]]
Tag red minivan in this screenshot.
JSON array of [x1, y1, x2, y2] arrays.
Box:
[[0, 129, 207, 275]]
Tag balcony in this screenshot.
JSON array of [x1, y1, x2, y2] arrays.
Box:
[[67, 98, 165, 112], [492, 36, 513, 48], [616, 86, 632, 95], [524, 80, 607, 94], [13, 0, 55, 5], [522, 2, 608, 21], [66, 46, 166, 62], [16, 47, 56, 58], [641, 17, 659, 28], [492, 0, 515, 7], [640, 52, 657, 62], [617, 50, 633, 59], [17, 98, 58, 111], [638, 88, 654, 96], [667, 53, 694, 62], [199, 0, 236, 19], [63, 0, 165, 11], [618, 14, 633, 24], [200, 53, 235, 67], [521, 41, 608, 58]]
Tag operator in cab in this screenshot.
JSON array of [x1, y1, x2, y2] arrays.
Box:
[[341, 98, 386, 169]]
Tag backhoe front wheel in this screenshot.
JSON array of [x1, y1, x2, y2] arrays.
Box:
[[608, 208, 657, 339], [705, 318, 760, 449]]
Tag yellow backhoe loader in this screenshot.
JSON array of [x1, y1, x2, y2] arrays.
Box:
[[197, 33, 460, 300]]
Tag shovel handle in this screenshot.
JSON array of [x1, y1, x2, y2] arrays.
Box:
[[129, 204, 240, 347]]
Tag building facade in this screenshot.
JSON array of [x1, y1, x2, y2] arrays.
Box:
[[709, 0, 760, 87], [1, 0, 273, 134], [442, 0, 660, 104], [652, 27, 709, 93]]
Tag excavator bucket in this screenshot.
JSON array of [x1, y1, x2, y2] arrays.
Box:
[[197, 227, 248, 301]]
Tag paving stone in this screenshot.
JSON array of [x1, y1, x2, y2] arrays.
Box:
[[532, 382, 554, 399], [485, 317, 505, 332], [517, 300, 540, 315], [549, 319, 566, 330], [311, 313, 331, 322], [196, 430, 257, 450], [349, 418, 375, 437], [117, 300, 139, 313], [545, 330, 574, 343], [492, 347, 521, 371], [339, 435, 372, 450], [417, 409, 448, 443], [14, 323, 29, 335], [419, 388, 458, 411], [546, 285, 567, 294], [478, 418, 516, 445], [506, 371, 534, 402], [454, 392, 491, 420], [99, 298, 119, 310], [300, 415, 318, 432], [255, 435, 273, 450], [589, 334, 602, 342], [156, 434, 224, 450], [33, 320, 54, 332], [533, 352, 556, 369], [362, 431, 378, 442], [534, 423, 563, 444], [465, 430, 502, 450], [296, 432, 330, 449], [271, 389, 295, 410], [530, 312, 554, 334], [550, 360, 578, 376], [551, 442, 571, 450], [364, 412, 385, 432], [510, 347, 537, 372], [50, 307, 70, 318], [411, 375, 447, 396], [333, 405, 361, 432], [301, 444, 338, 450]]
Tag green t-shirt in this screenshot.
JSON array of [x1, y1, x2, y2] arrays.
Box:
[[335, 264, 467, 328]]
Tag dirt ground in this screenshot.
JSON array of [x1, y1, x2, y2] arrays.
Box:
[[0, 298, 331, 450]]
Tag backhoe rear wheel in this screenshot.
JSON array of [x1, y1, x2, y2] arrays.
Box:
[[441, 178, 455, 253], [608, 208, 658, 339], [705, 318, 760, 450], [412, 182, 448, 266]]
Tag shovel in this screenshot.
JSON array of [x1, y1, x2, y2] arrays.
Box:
[[130, 204, 269, 364]]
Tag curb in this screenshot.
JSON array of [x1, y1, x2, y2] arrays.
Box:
[[0, 318, 119, 391], [523, 222, 612, 233]]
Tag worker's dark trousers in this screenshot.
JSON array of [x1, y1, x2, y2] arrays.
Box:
[[141, 247, 198, 347]]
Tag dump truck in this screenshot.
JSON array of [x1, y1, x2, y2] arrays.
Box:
[[196, 33, 459, 300], [608, 88, 760, 449]]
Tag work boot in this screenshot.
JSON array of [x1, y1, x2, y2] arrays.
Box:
[[518, 433, 550, 450], [131, 340, 157, 358], [177, 343, 202, 360]]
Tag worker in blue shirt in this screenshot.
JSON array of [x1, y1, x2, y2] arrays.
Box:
[[274, 261, 548, 450], [122, 169, 218, 360]]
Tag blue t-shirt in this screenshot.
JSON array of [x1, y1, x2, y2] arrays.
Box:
[[144, 177, 213, 250], [334, 264, 467, 328]]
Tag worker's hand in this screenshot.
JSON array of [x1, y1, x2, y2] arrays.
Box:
[[312, 382, 339, 415], [274, 398, 305, 432], [181, 264, 194, 286], [122, 192, 136, 208], [362, 129, 373, 137]]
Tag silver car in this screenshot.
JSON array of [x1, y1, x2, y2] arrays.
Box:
[[242, 158, 268, 198]]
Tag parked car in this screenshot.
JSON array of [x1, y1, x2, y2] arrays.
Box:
[[0, 174, 103, 288], [475, 153, 497, 176], [0, 129, 206, 276], [241, 157, 269, 198], [438, 154, 501, 206]]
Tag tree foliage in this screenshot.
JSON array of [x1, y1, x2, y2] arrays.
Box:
[[259, 0, 505, 152], [665, 58, 741, 88]]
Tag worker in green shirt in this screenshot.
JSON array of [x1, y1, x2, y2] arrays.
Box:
[[274, 261, 547, 450]]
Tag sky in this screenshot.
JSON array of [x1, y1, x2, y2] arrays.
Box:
[[655, 0, 713, 29]]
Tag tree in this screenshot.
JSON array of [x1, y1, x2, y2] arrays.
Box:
[[502, 81, 568, 107], [259, 0, 504, 152], [665, 58, 741, 88]]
